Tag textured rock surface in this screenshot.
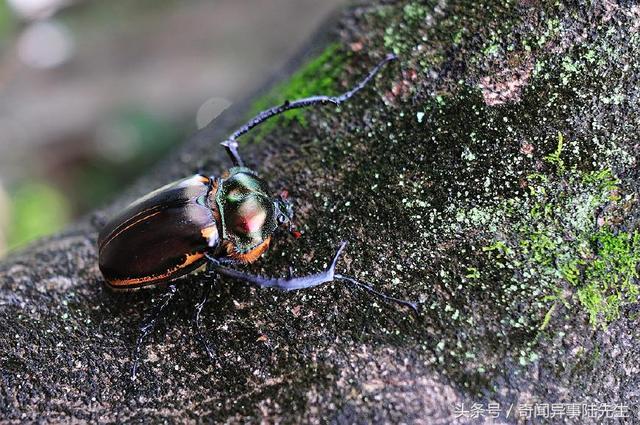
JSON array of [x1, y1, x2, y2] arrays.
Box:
[[2, 1, 640, 423]]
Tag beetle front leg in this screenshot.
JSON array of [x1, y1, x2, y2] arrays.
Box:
[[207, 242, 347, 291], [220, 54, 397, 167], [206, 242, 419, 315], [334, 274, 420, 315], [131, 284, 178, 381]]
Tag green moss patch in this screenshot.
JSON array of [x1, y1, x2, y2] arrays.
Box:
[[246, 43, 347, 139], [480, 134, 639, 328]]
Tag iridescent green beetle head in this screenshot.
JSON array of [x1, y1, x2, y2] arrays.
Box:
[[216, 167, 293, 253]]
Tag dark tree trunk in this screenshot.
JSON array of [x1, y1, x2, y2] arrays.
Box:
[[2, 1, 639, 423]]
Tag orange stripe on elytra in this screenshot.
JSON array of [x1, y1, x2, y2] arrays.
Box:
[[201, 226, 216, 239], [200, 226, 219, 247], [107, 252, 205, 288], [100, 210, 162, 251], [102, 175, 213, 250]]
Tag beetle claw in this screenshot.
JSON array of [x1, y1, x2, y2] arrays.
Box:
[[328, 241, 348, 276]]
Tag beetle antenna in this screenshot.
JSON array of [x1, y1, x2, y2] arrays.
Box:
[[335, 273, 420, 316], [221, 53, 398, 167]]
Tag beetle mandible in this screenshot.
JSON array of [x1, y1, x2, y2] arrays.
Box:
[[97, 53, 418, 380]]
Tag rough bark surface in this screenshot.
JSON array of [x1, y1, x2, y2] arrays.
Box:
[[2, 1, 640, 424]]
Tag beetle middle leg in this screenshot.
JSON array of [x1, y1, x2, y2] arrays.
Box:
[[205, 242, 419, 314], [193, 269, 217, 362], [131, 284, 178, 381]]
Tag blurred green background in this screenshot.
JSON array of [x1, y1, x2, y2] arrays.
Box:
[[0, 0, 346, 256]]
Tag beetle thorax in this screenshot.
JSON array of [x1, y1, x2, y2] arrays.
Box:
[[216, 167, 277, 259]]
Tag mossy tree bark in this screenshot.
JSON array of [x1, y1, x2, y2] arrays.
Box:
[[2, 1, 639, 423]]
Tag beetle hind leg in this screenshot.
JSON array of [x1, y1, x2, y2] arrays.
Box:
[[131, 284, 178, 382]]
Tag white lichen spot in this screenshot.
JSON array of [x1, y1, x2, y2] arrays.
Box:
[[462, 147, 476, 162]]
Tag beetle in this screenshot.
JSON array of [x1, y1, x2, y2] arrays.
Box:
[[97, 53, 418, 380]]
